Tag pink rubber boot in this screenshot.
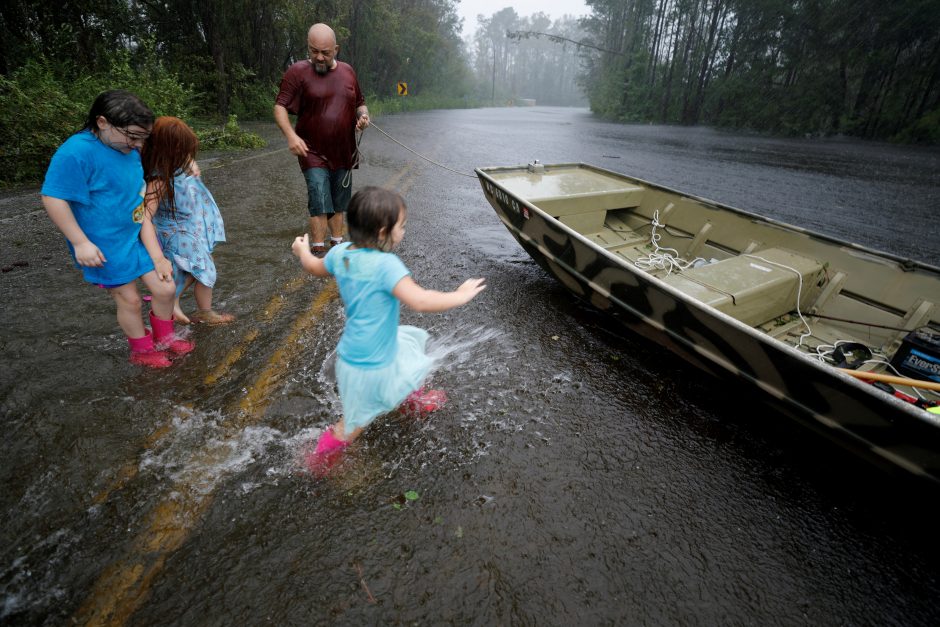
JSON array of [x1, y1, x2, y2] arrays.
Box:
[[149, 311, 195, 356], [127, 330, 172, 368], [304, 429, 349, 476], [399, 388, 448, 419]]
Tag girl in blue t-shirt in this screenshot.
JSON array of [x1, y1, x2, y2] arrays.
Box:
[[291, 186, 485, 472], [41, 90, 195, 368]]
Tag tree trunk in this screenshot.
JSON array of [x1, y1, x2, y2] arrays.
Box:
[[688, 0, 723, 124], [660, 12, 685, 121], [677, 0, 702, 124], [198, 1, 229, 117]]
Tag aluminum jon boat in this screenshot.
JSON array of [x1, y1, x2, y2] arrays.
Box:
[[476, 162, 940, 484]]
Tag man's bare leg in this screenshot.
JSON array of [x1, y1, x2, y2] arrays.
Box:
[[309, 215, 328, 246], [327, 212, 345, 243]]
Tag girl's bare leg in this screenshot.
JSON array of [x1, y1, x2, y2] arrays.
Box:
[[332, 419, 363, 443], [140, 270, 177, 320], [173, 299, 190, 325], [194, 281, 213, 312], [191, 277, 235, 324], [174, 275, 196, 323], [109, 282, 146, 338]]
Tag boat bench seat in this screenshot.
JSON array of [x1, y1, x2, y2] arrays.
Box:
[[660, 247, 826, 326], [532, 186, 645, 234]]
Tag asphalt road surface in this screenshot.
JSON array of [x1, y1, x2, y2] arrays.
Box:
[[2, 107, 939, 625]]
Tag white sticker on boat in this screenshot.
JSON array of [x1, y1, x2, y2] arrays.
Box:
[[749, 263, 772, 272]]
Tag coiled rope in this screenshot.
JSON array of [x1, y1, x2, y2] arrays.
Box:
[[634, 208, 705, 275]]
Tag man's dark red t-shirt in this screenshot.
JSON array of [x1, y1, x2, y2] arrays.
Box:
[[275, 60, 366, 171]]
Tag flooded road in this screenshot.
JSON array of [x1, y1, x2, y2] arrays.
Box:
[[2, 107, 939, 625]]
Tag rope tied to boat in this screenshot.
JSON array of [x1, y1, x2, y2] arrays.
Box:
[[633, 212, 820, 349], [634, 207, 705, 275], [364, 122, 478, 178], [742, 253, 814, 347]]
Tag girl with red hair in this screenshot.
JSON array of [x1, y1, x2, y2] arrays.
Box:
[[143, 117, 234, 325]]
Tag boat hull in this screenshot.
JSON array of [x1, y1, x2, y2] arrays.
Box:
[[477, 164, 940, 484]]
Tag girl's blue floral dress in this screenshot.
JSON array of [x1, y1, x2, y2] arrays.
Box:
[[153, 173, 226, 295]]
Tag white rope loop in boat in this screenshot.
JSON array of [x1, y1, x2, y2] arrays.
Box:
[[634, 209, 705, 275]]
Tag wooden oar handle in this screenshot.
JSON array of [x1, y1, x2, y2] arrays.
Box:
[[838, 368, 940, 392]]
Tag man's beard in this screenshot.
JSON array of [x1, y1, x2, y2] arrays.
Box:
[[313, 61, 329, 75]]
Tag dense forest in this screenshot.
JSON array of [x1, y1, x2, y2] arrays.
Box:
[[577, 0, 940, 141], [0, 0, 473, 116], [470, 9, 587, 106], [1, 0, 937, 185], [0, 0, 474, 184]]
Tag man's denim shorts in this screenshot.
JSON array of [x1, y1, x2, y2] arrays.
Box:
[[303, 167, 351, 217]]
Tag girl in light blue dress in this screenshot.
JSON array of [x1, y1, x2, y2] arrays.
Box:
[[291, 187, 486, 473], [143, 117, 234, 325]]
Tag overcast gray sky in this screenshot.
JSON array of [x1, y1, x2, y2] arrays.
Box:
[[456, 0, 590, 39]]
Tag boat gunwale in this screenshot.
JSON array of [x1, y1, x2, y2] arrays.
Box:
[[475, 163, 940, 275], [475, 164, 940, 432]]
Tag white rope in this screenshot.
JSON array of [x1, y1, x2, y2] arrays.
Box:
[[634, 209, 704, 275], [812, 339, 877, 364], [630, 210, 937, 404], [632, 214, 813, 344], [367, 122, 477, 178], [341, 129, 364, 189], [743, 253, 813, 346]]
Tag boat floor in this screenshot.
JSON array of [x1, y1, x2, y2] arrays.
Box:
[[585, 213, 902, 378]]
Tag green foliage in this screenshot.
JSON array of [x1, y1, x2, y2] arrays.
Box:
[[581, 0, 940, 142], [4, 0, 936, 149], [194, 115, 266, 150], [709, 75, 783, 132], [229, 66, 278, 120], [588, 65, 627, 119], [0, 60, 86, 185], [3, 0, 475, 129], [0, 47, 195, 187], [893, 107, 940, 144], [92, 43, 193, 119]]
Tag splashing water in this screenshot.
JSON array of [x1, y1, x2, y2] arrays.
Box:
[[139, 405, 286, 496], [281, 323, 515, 477]]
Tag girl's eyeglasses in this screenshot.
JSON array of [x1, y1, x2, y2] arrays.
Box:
[[114, 126, 151, 142]]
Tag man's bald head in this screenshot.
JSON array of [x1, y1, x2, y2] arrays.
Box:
[[307, 23, 339, 74], [308, 23, 336, 45]]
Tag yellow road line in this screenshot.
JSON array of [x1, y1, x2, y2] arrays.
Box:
[[202, 328, 260, 386], [203, 274, 307, 386], [74, 283, 337, 626], [234, 281, 337, 422]]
